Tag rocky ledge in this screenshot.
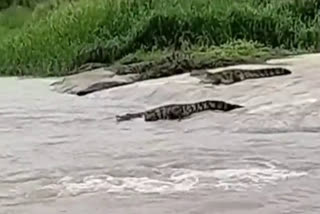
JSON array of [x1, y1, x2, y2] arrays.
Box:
[[50, 52, 293, 96], [50, 67, 140, 96]]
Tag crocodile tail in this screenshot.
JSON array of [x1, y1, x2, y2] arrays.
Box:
[[243, 67, 292, 79], [207, 100, 243, 111], [226, 103, 244, 111]]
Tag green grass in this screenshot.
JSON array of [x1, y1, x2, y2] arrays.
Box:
[[0, 0, 52, 10], [0, 5, 33, 38], [0, 0, 319, 77]]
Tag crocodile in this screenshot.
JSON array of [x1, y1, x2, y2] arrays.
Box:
[[198, 67, 292, 85], [71, 48, 283, 81], [116, 100, 243, 122]]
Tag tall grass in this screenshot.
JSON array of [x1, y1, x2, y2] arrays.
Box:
[[0, 0, 319, 76], [0, 5, 33, 38], [0, 0, 49, 10]]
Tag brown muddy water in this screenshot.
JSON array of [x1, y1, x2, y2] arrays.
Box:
[[0, 64, 320, 214]]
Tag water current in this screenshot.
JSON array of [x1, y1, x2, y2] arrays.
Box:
[[0, 64, 319, 214]]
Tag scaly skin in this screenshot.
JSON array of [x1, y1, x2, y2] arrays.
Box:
[[116, 100, 243, 122], [199, 67, 292, 85]]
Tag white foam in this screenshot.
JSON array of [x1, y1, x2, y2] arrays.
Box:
[[176, 167, 307, 191], [37, 173, 198, 197], [32, 163, 307, 199]]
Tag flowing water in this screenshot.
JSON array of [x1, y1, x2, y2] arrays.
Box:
[[1, 62, 320, 214]]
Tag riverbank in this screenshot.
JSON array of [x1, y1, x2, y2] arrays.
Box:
[[0, 0, 319, 78]]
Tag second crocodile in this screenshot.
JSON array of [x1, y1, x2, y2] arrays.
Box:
[[116, 99, 243, 122]]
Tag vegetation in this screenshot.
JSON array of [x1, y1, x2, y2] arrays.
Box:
[[0, 0, 319, 77]]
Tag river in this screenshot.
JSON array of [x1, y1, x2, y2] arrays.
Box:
[[1, 55, 320, 214]]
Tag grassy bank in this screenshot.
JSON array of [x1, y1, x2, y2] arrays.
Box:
[[0, 0, 319, 77]]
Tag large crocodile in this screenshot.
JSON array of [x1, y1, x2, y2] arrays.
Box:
[[116, 100, 243, 122]]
